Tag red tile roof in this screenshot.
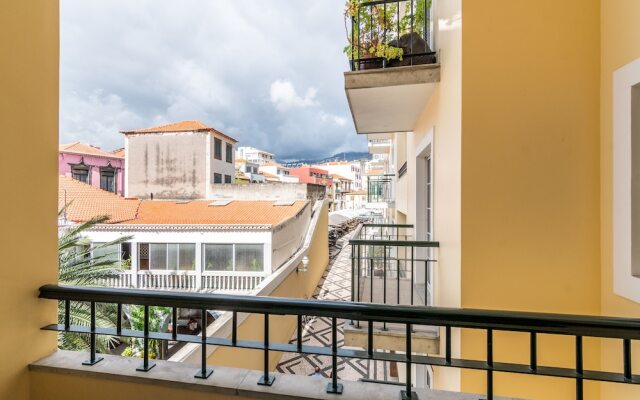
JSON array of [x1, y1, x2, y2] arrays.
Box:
[[112, 148, 125, 158], [120, 120, 238, 143], [59, 176, 140, 223], [59, 176, 307, 227], [59, 142, 124, 159]]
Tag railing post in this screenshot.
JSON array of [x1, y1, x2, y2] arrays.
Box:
[[576, 336, 583, 400], [194, 308, 213, 379], [382, 245, 387, 330], [82, 301, 103, 366], [401, 323, 417, 400], [326, 317, 343, 394], [257, 313, 275, 386], [487, 329, 493, 400], [136, 305, 155, 372], [623, 338, 632, 381]]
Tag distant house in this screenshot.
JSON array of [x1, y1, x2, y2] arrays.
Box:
[[313, 161, 363, 190], [289, 166, 333, 187], [122, 120, 237, 199], [59, 142, 125, 195], [235, 159, 266, 183], [259, 162, 299, 183], [235, 146, 274, 165]]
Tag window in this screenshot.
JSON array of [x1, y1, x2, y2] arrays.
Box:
[[613, 58, 640, 302], [202, 243, 264, 272], [214, 173, 222, 184], [140, 243, 195, 271], [226, 143, 233, 163], [71, 164, 90, 183], [92, 242, 131, 268], [214, 138, 222, 160], [100, 167, 116, 193], [224, 174, 232, 183], [203, 244, 233, 271], [235, 244, 264, 272]]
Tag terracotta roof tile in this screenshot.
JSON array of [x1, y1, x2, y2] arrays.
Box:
[[112, 148, 125, 157], [60, 142, 124, 159], [127, 200, 307, 226], [121, 120, 238, 143], [59, 176, 140, 223], [59, 176, 307, 227]]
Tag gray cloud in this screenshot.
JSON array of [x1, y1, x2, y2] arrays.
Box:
[[60, 0, 366, 159]]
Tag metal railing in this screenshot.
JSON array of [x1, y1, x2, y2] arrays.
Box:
[[40, 284, 639, 400], [101, 270, 268, 292], [348, 0, 437, 71], [367, 175, 394, 203], [350, 225, 438, 307]]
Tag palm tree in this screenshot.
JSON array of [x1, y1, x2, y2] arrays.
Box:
[[58, 208, 132, 353]]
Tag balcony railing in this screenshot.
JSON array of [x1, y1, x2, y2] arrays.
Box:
[[367, 174, 394, 203], [347, 0, 437, 71], [39, 284, 640, 400], [351, 224, 438, 307], [102, 270, 268, 292]]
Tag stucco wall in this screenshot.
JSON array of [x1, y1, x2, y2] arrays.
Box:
[[59, 152, 125, 195], [126, 132, 208, 199], [599, 1, 640, 399], [271, 202, 312, 272], [460, 1, 601, 398], [0, 1, 59, 399]]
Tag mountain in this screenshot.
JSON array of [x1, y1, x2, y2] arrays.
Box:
[[279, 151, 371, 167]]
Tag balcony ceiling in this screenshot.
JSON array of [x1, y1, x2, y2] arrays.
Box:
[[345, 64, 440, 134]]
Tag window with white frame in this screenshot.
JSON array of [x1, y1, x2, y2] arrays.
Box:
[[138, 243, 195, 271], [92, 242, 131, 268], [202, 243, 264, 272], [613, 58, 640, 303]]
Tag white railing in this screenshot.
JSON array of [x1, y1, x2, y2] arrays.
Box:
[[101, 272, 135, 288], [101, 270, 268, 292], [201, 272, 268, 292], [137, 271, 197, 290]]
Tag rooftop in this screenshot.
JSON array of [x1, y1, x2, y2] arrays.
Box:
[[59, 176, 140, 223], [120, 120, 238, 143], [60, 176, 307, 227], [59, 142, 124, 159]]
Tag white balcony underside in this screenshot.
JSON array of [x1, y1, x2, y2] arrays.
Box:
[[345, 64, 440, 134]]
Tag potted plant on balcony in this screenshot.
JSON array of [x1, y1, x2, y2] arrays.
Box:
[[344, 0, 433, 70]]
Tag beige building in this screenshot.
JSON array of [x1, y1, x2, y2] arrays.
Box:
[[123, 120, 237, 199]]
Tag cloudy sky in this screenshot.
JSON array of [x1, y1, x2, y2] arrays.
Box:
[[60, 0, 366, 160]]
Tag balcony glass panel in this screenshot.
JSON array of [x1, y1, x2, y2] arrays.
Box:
[[235, 244, 263, 272], [203, 244, 233, 271]]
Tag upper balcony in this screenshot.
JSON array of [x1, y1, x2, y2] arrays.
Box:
[[368, 137, 392, 154], [344, 0, 440, 135]]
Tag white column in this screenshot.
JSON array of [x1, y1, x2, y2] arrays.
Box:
[[131, 241, 139, 288], [195, 242, 202, 290]]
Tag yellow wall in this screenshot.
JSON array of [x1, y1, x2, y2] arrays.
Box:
[[460, 1, 602, 398], [207, 202, 329, 371], [0, 1, 59, 399], [599, 1, 640, 398]]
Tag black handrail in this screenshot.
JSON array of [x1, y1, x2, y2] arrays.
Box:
[[39, 284, 639, 400]]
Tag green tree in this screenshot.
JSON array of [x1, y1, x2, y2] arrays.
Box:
[[58, 208, 132, 353]]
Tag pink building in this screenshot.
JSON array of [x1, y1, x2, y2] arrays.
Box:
[[289, 166, 333, 187], [59, 142, 125, 196]]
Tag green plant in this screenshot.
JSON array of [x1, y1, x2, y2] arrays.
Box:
[[343, 0, 431, 63], [123, 305, 171, 359], [57, 207, 133, 353]]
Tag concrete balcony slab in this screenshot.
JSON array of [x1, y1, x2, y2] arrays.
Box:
[[344, 64, 440, 134]]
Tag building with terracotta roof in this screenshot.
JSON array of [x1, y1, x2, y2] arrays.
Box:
[[288, 166, 333, 187], [59, 175, 315, 293], [122, 120, 237, 199], [328, 174, 352, 211], [59, 142, 125, 195]]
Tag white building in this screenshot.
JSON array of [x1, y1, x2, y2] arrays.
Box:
[[59, 175, 313, 293], [235, 146, 275, 165], [122, 120, 237, 199], [236, 159, 266, 183], [313, 161, 363, 190], [258, 162, 300, 183]]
